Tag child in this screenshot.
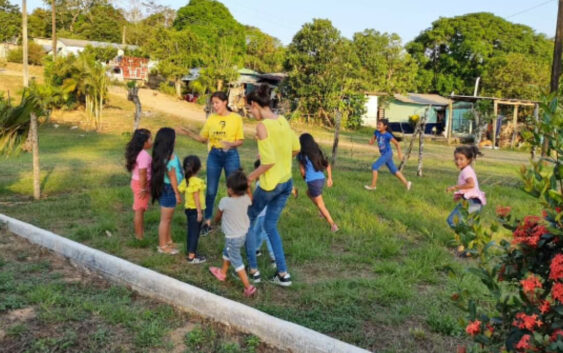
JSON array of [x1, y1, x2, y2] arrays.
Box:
[[364, 119, 411, 191], [209, 170, 256, 297], [150, 127, 183, 255], [125, 128, 152, 240], [178, 155, 207, 264], [446, 145, 487, 228], [252, 159, 276, 265], [297, 133, 339, 232]]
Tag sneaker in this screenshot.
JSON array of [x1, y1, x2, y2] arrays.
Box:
[[330, 224, 339, 233], [271, 273, 292, 287], [364, 185, 376, 191], [243, 285, 257, 297], [209, 267, 226, 281], [249, 270, 261, 284], [157, 246, 178, 255], [186, 255, 206, 264], [200, 224, 211, 236], [406, 181, 412, 191], [256, 250, 263, 257]]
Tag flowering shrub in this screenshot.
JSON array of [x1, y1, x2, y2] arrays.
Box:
[[451, 94, 563, 353]]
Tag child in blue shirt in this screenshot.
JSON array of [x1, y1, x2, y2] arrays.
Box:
[[365, 119, 411, 191], [297, 133, 338, 232]]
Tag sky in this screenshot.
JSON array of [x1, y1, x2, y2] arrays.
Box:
[[26, 0, 559, 45]]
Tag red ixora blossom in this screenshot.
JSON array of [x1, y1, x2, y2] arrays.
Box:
[[465, 320, 481, 336], [515, 334, 531, 351], [496, 206, 511, 218], [539, 300, 551, 314], [553, 283, 563, 304], [552, 329, 563, 342], [550, 254, 563, 281], [513, 313, 543, 331], [512, 216, 548, 248], [520, 275, 542, 296]]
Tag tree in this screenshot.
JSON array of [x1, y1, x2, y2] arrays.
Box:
[[127, 80, 141, 130], [82, 44, 118, 62], [28, 8, 50, 38], [0, 91, 43, 155], [352, 29, 418, 93], [73, 3, 126, 42], [244, 26, 285, 73], [407, 13, 553, 96], [0, 0, 21, 42], [284, 19, 361, 126]]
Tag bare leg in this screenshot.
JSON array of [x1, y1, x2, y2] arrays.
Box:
[[134, 210, 145, 239], [307, 191, 335, 226], [394, 171, 409, 187], [158, 207, 175, 248], [221, 259, 230, 276], [237, 269, 252, 289], [370, 170, 379, 188]]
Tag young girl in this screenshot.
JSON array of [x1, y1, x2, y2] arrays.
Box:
[[178, 155, 207, 264], [297, 133, 338, 232], [209, 171, 256, 297], [150, 127, 183, 255], [125, 128, 152, 240], [446, 145, 487, 229], [365, 119, 411, 191]]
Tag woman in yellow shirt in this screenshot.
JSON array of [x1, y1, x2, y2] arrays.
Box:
[[179, 92, 244, 234], [245, 84, 300, 287]]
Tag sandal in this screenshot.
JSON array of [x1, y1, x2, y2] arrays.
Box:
[[157, 246, 178, 255]]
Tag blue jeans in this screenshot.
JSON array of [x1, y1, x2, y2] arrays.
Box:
[[223, 236, 246, 271], [204, 148, 240, 220], [255, 216, 275, 260], [245, 179, 293, 274], [185, 209, 202, 255], [447, 199, 483, 228]]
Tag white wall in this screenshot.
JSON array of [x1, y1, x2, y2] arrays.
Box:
[[362, 95, 378, 127]]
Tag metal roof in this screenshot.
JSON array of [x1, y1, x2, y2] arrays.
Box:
[[58, 38, 138, 50], [393, 93, 452, 106]]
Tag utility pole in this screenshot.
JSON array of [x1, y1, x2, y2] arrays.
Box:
[[22, 0, 28, 87], [52, 0, 56, 59]]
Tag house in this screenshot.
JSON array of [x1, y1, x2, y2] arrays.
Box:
[[108, 56, 149, 82], [33, 38, 138, 58]]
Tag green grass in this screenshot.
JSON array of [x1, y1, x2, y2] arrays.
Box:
[[0, 123, 540, 352]]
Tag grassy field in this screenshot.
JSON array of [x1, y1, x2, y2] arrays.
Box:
[[0, 115, 540, 352], [0, 230, 281, 353]]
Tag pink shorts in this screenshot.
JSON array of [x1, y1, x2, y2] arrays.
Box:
[[131, 179, 150, 211]]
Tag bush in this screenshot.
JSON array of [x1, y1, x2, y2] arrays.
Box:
[[7, 42, 46, 65], [158, 82, 176, 96]]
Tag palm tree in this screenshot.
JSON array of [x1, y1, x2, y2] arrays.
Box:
[[0, 91, 43, 156]]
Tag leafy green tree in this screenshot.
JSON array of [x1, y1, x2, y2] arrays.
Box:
[[0, 91, 44, 155], [0, 0, 21, 42], [407, 13, 553, 96], [73, 3, 126, 42], [284, 19, 361, 126], [244, 26, 285, 73], [352, 29, 418, 93], [82, 44, 118, 62], [29, 8, 51, 38]]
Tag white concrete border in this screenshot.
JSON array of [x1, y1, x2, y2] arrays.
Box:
[[0, 214, 371, 353]]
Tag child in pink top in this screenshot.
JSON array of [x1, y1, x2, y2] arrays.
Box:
[[126, 129, 152, 240], [446, 145, 486, 228]]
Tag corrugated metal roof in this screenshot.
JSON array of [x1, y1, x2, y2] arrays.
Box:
[[394, 93, 451, 106], [58, 38, 138, 50]]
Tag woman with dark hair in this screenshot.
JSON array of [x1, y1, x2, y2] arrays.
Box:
[[151, 127, 183, 255], [244, 84, 300, 287], [178, 92, 244, 235]]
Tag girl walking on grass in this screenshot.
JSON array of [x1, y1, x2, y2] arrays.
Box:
[[178, 155, 207, 264], [150, 127, 183, 255], [297, 133, 339, 232], [364, 119, 411, 191], [125, 128, 152, 240], [209, 171, 256, 297]]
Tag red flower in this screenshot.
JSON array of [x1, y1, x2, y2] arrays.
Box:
[[539, 300, 551, 314], [465, 320, 481, 336], [513, 313, 543, 331], [542, 210, 548, 218], [550, 254, 563, 281], [520, 275, 542, 295], [496, 206, 512, 218], [552, 329, 563, 342], [512, 216, 548, 248], [553, 283, 563, 304], [515, 334, 531, 351]]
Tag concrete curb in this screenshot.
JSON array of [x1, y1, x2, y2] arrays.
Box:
[[0, 214, 371, 353]]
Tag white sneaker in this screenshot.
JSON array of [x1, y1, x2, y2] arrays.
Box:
[[364, 185, 376, 191], [406, 181, 412, 191]]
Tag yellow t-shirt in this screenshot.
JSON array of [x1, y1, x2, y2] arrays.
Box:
[[178, 176, 206, 210], [200, 113, 244, 151], [257, 116, 301, 191]]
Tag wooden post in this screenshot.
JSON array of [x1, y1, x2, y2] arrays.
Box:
[[492, 100, 498, 149], [510, 105, 519, 148], [331, 110, 342, 166], [22, 0, 28, 87], [531, 104, 539, 159], [399, 106, 429, 172], [51, 0, 56, 59], [447, 101, 453, 142], [417, 112, 428, 177]]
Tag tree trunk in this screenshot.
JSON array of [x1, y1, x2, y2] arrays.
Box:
[[128, 85, 142, 130], [174, 79, 182, 98], [22, 0, 28, 87], [399, 107, 429, 172], [331, 111, 342, 166], [217, 79, 223, 91], [417, 114, 427, 177], [30, 113, 40, 200], [51, 0, 56, 60]]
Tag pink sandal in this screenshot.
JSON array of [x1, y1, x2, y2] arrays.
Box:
[[209, 267, 226, 281]]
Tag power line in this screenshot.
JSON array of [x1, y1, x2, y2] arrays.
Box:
[[506, 0, 556, 19]]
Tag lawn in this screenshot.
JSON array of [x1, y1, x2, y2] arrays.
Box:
[[0, 117, 540, 352]]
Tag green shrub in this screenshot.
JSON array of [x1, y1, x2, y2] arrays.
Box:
[[7, 42, 46, 65]]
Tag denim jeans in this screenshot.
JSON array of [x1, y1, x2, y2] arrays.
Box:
[[245, 179, 293, 273], [447, 199, 483, 228], [223, 236, 246, 271], [204, 148, 240, 220], [255, 215, 275, 260], [185, 209, 202, 254]]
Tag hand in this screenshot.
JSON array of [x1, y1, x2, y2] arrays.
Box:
[[220, 141, 232, 151], [247, 172, 257, 183], [175, 192, 182, 205], [398, 153, 404, 161], [326, 178, 333, 187], [446, 186, 456, 193], [197, 211, 203, 222], [139, 189, 147, 199]]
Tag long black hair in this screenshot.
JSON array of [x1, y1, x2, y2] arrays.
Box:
[[125, 128, 151, 172], [245, 84, 271, 108], [378, 118, 402, 142], [454, 145, 483, 162], [150, 127, 175, 203], [183, 155, 201, 187], [298, 133, 328, 172]]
